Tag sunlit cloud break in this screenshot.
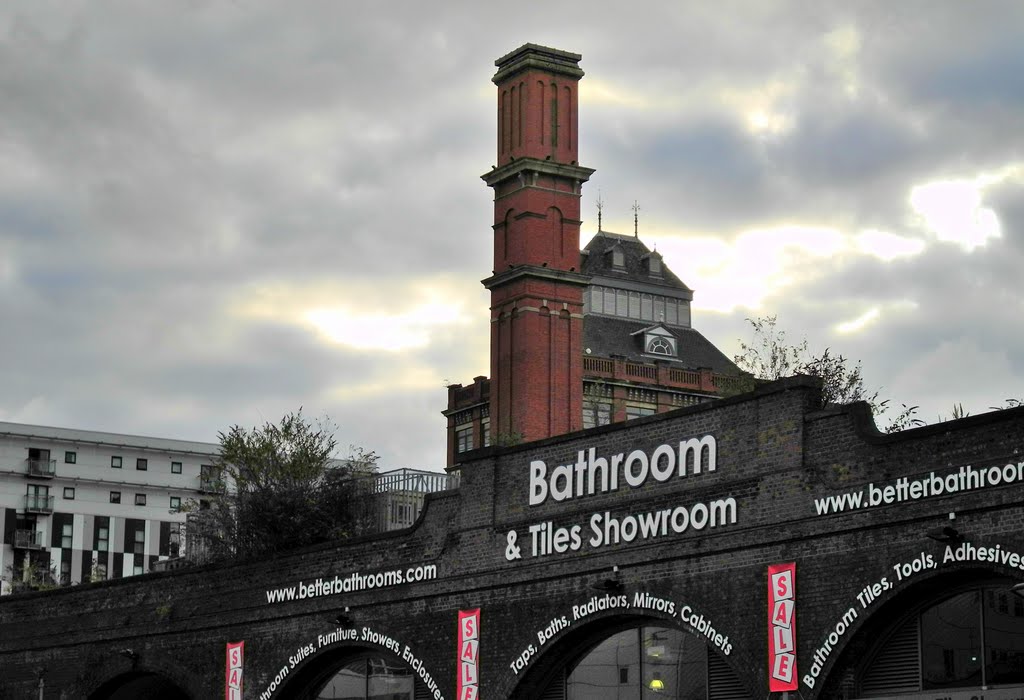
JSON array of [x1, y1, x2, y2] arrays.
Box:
[[305, 301, 466, 352], [909, 164, 1023, 252], [232, 281, 476, 353], [836, 307, 880, 334]]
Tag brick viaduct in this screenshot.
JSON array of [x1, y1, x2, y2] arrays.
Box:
[[2, 377, 1024, 698]]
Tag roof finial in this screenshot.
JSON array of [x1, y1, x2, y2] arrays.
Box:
[[632, 200, 640, 238], [596, 190, 604, 232]]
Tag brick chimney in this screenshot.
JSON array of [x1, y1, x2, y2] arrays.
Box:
[[482, 44, 595, 443]]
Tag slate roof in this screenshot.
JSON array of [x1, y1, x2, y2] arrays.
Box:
[[582, 315, 740, 375], [581, 230, 691, 293]]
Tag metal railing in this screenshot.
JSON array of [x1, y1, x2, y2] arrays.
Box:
[[371, 468, 459, 495], [24, 494, 55, 513], [26, 459, 56, 478], [13, 529, 44, 549]]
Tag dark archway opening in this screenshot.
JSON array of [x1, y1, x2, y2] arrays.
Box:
[[512, 613, 750, 700], [89, 671, 190, 700], [822, 568, 1024, 698], [278, 645, 433, 700]]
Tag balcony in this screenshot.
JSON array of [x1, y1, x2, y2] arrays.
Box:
[[199, 477, 224, 494], [583, 356, 739, 394], [25, 459, 56, 478], [13, 529, 45, 549], [24, 494, 55, 514]]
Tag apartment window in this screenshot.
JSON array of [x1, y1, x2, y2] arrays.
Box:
[[136, 458, 148, 471], [640, 294, 653, 321], [133, 564, 144, 576], [133, 529, 145, 554], [63, 487, 75, 500], [482, 419, 491, 448], [200, 464, 221, 492], [171, 461, 182, 474], [604, 287, 616, 314], [26, 484, 50, 511], [27, 448, 54, 477], [170, 496, 181, 511], [456, 426, 474, 454], [111, 456, 122, 469], [65, 451, 76, 464], [60, 560, 71, 585], [95, 562, 107, 581], [61, 523, 73, 549], [583, 402, 612, 430], [167, 523, 182, 557], [134, 493, 147, 506], [109, 491, 121, 504], [626, 405, 657, 421], [97, 527, 109, 552]]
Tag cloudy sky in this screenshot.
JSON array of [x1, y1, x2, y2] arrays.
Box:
[[1, 2, 1022, 469]]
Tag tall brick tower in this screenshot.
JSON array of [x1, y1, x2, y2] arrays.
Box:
[[482, 44, 595, 443]]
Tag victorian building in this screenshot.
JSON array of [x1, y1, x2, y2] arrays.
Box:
[[444, 44, 740, 468]]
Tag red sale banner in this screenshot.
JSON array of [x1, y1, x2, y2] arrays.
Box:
[[768, 563, 797, 692], [225, 641, 244, 700], [458, 609, 480, 700]]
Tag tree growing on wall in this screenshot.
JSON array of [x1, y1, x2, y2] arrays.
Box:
[[187, 410, 378, 562], [733, 315, 923, 433], [2, 558, 58, 594]]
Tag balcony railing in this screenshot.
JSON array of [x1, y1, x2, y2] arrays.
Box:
[[13, 529, 44, 549], [372, 468, 459, 495], [199, 476, 225, 493], [583, 355, 739, 395], [26, 459, 56, 478], [24, 494, 55, 513]]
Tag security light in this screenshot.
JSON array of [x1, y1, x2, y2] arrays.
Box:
[[926, 525, 962, 543], [332, 607, 354, 626]]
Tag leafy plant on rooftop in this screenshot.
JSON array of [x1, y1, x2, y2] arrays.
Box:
[[185, 409, 378, 562], [734, 315, 924, 433]]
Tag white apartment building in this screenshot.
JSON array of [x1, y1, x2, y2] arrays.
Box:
[[0, 421, 220, 593]]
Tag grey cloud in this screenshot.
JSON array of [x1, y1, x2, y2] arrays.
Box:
[[2, 2, 1022, 467]]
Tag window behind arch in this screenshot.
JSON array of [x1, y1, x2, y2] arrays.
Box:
[[858, 586, 1024, 697], [540, 625, 749, 699], [314, 654, 423, 699]]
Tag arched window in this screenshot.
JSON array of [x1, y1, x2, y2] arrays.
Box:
[[313, 654, 415, 699], [858, 585, 1024, 697], [540, 624, 748, 699], [646, 335, 675, 356]]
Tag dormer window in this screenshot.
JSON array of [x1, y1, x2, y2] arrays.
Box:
[[608, 244, 625, 269], [646, 335, 674, 356], [644, 251, 663, 277], [632, 325, 677, 358]]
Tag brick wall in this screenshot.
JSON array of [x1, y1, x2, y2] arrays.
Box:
[[2, 377, 1023, 699]]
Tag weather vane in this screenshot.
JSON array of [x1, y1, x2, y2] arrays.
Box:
[[632, 200, 640, 238], [596, 190, 604, 232]]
